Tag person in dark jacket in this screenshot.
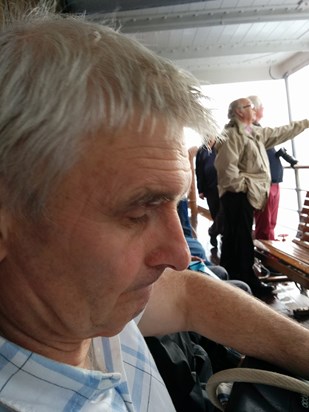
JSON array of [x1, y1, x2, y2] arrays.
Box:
[[195, 141, 224, 248]]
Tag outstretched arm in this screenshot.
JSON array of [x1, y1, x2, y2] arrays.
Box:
[[139, 268, 309, 378]]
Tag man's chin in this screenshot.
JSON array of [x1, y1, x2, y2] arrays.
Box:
[[128, 285, 153, 320], [97, 286, 153, 337], [97, 310, 145, 338]]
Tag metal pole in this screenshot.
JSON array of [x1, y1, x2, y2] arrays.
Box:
[[284, 75, 302, 212]]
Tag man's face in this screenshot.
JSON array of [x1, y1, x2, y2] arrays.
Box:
[[5, 116, 191, 341], [255, 105, 264, 123], [237, 99, 256, 124]]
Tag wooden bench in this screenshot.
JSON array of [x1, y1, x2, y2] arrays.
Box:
[[254, 191, 309, 291]]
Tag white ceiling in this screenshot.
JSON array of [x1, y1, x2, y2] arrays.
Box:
[[65, 0, 309, 85]]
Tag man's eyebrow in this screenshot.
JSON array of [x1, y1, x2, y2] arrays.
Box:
[[129, 192, 175, 207], [120, 190, 181, 211]]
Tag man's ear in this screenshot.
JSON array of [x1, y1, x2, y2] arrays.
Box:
[[0, 205, 10, 261], [234, 108, 243, 119]]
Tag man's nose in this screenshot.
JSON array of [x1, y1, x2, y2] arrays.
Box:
[[145, 212, 191, 271]]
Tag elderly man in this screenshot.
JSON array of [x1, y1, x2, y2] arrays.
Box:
[[0, 9, 308, 411], [215, 97, 309, 297]]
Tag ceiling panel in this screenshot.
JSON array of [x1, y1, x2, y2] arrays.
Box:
[[63, 0, 309, 84]]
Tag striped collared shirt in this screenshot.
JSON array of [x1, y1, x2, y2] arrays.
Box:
[[0, 319, 175, 411]]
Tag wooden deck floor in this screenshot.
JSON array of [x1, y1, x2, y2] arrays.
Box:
[[191, 212, 309, 330]]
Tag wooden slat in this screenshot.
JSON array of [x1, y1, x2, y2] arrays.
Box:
[[260, 240, 309, 274], [254, 191, 309, 289], [255, 248, 309, 290], [295, 196, 309, 241], [293, 238, 309, 250]]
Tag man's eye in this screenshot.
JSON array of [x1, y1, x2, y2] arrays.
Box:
[[128, 214, 148, 224]]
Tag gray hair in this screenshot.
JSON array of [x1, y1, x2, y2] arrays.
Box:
[[0, 9, 217, 217], [227, 99, 241, 119], [247, 95, 262, 109]]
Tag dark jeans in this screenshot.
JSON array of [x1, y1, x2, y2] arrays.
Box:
[[205, 189, 224, 237], [220, 192, 256, 285]]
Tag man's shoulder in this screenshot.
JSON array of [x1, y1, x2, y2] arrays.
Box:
[[217, 127, 243, 146]]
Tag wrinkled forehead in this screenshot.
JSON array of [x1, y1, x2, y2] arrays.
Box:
[[45, 116, 191, 217], [68, 113, 189, 183], [239, 98, 251, 106], [100, 112, 187, 149]]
